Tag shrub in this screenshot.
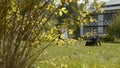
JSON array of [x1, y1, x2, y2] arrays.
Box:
[[107, 14, 120, 38], [101, 34, 115, 42]]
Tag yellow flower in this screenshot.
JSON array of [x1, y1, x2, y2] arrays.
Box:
[[68, 30, 73, 34], [60, 34, 64, 39], [62, 56, 66, 59]]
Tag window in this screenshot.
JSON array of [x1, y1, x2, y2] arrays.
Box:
[[92, 15, 98, 21], [104, 13, 114, 23], [84, 26, 98, 34]]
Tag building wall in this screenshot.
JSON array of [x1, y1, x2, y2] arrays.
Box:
[[98, 14, 104, 35], [79, 1, 120, 37], [80, 10, 118, 36]]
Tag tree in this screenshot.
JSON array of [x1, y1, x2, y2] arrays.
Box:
[[107, 13, 120, 39], [56, 0, 104, 39], [56, 0, 80, 39], [0, 0, 103, 68]]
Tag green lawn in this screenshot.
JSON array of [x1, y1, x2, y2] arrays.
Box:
[[33, 41, 120, 68]]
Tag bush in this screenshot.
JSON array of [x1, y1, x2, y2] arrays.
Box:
[[101, 34, 115, 42], [107, 14, 120, 38]]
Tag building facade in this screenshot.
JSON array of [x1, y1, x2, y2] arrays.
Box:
[[80, 0, 120, 36]]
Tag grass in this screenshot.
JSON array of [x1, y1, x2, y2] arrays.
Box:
[[33, 41, 120, 68]]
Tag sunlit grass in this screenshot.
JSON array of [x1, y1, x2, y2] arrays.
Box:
[[33, 41, 120, 68]]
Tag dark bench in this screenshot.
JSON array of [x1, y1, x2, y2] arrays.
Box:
[[85, 36, 101, 46]]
